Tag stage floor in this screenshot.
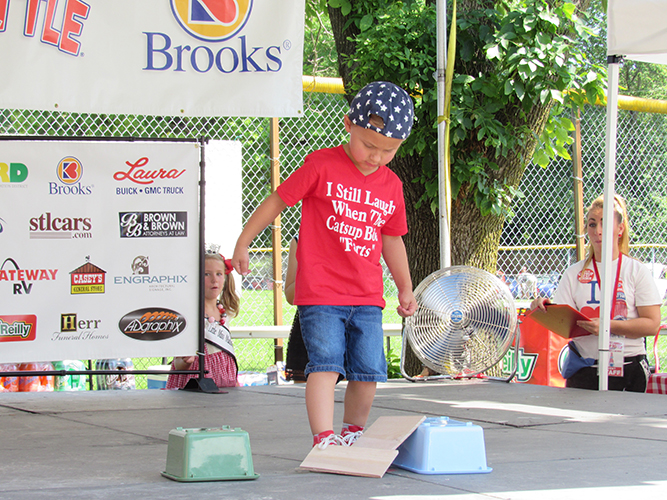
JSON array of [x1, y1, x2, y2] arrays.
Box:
[[1, 379, 666, 499]]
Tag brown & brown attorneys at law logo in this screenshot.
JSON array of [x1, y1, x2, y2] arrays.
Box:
[[70, 257, 106, 294], [118, 307, 185, 341]]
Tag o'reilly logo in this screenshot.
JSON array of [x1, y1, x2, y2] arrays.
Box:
[[118, 307, 185, 341]]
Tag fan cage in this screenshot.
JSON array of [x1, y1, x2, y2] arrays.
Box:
[[404, 266, 518, 377]]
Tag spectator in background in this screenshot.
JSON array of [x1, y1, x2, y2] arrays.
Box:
[[284, 236, 308, 382], [530, 194, 660, 391], [518, 265, 538, 299]]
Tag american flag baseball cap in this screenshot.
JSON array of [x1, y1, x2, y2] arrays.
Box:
[[348, 81, 414, 139]]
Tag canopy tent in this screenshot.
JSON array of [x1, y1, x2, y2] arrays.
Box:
[[600, 0, 667, 389]]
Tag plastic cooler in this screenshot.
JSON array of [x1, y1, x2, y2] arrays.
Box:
[[162, 426, 259, 482], [393, 416, 492, 474]]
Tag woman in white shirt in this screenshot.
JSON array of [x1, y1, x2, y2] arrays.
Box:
[[531, 194, 661, 391]]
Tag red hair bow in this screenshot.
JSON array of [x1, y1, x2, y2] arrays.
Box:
[[223, 258, 233, 275]]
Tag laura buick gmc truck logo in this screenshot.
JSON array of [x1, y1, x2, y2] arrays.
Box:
[[119, 308, 186, 341]]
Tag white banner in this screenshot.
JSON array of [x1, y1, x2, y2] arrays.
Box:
[[0, 0, 305, 117], [0, 140, 202, 363]]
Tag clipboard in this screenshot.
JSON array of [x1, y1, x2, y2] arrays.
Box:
[[524, 304, 592, 338]]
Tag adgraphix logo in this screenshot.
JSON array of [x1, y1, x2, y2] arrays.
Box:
[[170, 0, 253, 42]]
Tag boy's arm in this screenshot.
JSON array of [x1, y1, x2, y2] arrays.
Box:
[[381, 234, 417, 317], [232, 191, 288, 275]]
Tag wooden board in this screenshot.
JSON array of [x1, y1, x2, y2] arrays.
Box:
[[299, 415, 426, 478], [354, 415, 426, 450], [524, 304, 592, 338], [300, 446, 398, 478]]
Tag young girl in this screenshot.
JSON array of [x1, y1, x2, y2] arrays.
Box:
[[167, 251, 239, 389]]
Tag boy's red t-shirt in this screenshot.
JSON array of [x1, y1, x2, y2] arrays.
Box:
[[276, 145, 407, 308]]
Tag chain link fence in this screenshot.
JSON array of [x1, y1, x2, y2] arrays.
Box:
[[3, 89, 667, 388]]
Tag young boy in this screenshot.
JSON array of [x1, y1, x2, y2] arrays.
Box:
[[231, 81, 417, 448]]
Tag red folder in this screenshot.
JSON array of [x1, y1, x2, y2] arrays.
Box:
[[524, 304, 592, 339]]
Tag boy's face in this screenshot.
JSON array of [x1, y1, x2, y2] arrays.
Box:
[[343, 114, 404, 176]]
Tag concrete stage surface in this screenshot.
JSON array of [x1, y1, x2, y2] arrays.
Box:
[[1, 379, 666, 499]]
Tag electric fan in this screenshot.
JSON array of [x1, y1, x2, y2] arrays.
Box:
[[402, 266, 519, 381]]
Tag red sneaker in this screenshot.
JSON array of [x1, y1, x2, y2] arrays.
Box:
[[313, 430, 345, 449], [341, 424, 364, 445]]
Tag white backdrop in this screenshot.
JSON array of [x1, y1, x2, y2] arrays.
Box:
[[0, 0, 305, 117], [204, 139, 243, 292], [0, 140, 203, 363]]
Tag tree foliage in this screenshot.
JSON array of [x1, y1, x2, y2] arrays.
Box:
[[338, 0, 606, 218]]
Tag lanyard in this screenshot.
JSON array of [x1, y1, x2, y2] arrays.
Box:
[[591, 253, 623, 320]]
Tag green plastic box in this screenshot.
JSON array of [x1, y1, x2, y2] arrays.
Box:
[[162, 426, 260, 482]]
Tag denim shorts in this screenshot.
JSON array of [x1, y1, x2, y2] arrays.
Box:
[[298, 305, 387, 382]]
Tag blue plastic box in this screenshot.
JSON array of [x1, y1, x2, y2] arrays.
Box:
[[393, 416, 492, 474]]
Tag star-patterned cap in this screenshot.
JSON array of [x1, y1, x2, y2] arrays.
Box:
[[349, 81, 414, 139]]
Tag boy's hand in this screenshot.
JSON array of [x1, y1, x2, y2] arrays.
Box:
[[397, 289, 417, 318], [231, 244, 251, 276]]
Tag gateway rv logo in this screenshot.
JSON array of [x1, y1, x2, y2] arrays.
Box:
[[170, 0, 253, 42]]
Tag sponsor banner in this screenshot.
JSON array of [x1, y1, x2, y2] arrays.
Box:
[[0, 140, 202, 363], [0, 1, 305, 117]]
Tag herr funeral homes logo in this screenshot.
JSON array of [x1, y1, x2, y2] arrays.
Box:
[[70, 257, 106, 294], [52, 313, 108, 342]]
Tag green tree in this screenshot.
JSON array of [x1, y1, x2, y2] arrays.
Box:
[[326, 0, 605, 278], [324, 0, 606, 374]]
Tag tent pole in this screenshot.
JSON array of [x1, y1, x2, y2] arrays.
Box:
[[436, 0, 450, 268], [599, 56, 623, 391]]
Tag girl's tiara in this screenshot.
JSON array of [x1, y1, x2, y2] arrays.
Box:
[[205, 243, 233, 274]]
